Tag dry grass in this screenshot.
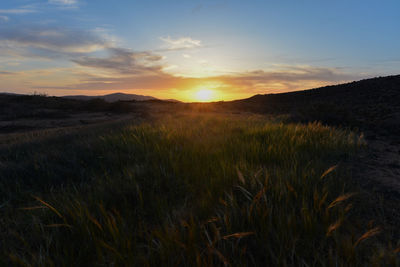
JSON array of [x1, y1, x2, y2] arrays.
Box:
[[0, 113, 398, 266]]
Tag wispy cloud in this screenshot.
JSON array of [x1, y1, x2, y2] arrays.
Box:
[[48, 0, 78, 6], [0, 25, 110, 57], [0, 8, 36, 14], [0, 16, 8, 22], [160, 36, 202, 50], [222, 66, 356, 84], [72, 48, 163, 75], [214, 66, 362, 93], [49, 0, 77, 4], [0, 71, 14, 75]]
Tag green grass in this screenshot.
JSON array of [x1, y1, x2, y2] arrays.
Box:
[[0, 113, 398, 266]]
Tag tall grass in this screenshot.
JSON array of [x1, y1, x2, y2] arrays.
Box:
[[0, 114, 397, 266]]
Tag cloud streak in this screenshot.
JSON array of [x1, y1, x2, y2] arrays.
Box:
[[48, 0, 79, 9], [49, 0, 78, 5], [0, 71, 14, 75], [72, 48, 164, 75], [0, 8, 36, 14], [212, 66, 362, 94], [0, 25, 110, 57], [160, 36, 202, 50], [219, 66, 357, 85]]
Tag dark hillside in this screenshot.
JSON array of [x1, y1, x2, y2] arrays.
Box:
[[223, 75, 400, 136], [0, 94, 144, 133], [63, 92, 158, 102]]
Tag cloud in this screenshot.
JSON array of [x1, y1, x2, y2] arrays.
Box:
[[0, 25, 110, 57], [0, 16, 8, 22], [72, 48, 164, 75], [222, 66, 357, 84], [210, 66, 362, 94], [0, 71, 14, 75], [0, 8, 35, 14], [160, 36, 202, 50], [48, 0, 78, 6]]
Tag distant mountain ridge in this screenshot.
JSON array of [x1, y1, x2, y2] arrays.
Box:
[[63, 92, 158, 102]]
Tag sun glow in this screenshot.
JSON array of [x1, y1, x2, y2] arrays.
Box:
[[195, 89, 214, 102]]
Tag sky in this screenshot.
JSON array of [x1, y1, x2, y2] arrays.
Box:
[[0, 0, 399, 102]]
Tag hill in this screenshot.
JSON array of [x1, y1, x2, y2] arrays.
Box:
[[222, 75, 400, 136], [63, 92, 158, 102], [0, 93, 146, 133]]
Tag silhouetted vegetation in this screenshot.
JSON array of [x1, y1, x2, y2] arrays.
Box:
[[0, 94, 143, 121]]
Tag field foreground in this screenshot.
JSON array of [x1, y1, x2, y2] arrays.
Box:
[[0, 113, 399, 266]]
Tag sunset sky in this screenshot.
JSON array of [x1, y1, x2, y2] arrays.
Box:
[[0, 0, 399, 102]]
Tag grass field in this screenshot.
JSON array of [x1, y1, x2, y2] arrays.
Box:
[[0, 113, 398, 266]]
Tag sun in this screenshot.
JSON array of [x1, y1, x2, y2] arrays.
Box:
[[195, 89, 214, 102]]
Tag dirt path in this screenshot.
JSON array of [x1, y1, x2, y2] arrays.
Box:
[[351, 132, 400, 241], [360, 133, 400, 194]]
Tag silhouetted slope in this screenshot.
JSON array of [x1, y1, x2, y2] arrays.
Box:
[[0, 94, 141, 121], [63, 92, 157, 102], [224, 75, 400, 135]]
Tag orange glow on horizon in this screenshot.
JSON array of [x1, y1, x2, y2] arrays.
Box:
[[1, 71, 334, 103]]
